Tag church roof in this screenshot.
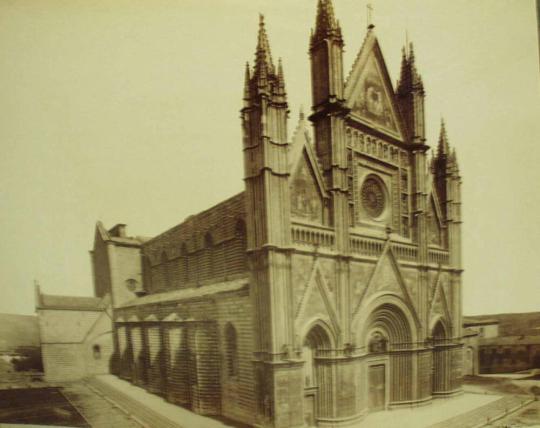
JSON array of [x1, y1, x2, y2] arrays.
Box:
[[118, 277, 249, 308], [95, 221, 148, 247], [463, 316, 500, 326], [37, 293, 108, 311]]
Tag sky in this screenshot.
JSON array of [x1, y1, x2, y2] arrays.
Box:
[[0, 0, 539, 317]]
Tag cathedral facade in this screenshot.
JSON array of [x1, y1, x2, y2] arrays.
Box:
[[98, 1, 464, 427]]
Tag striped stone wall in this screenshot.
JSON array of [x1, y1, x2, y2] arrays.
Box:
[[112, 287, 256, 425]]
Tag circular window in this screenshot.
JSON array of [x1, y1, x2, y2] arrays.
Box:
[[361, 175, 386, 218]]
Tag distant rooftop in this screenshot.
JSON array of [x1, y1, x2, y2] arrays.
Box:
[[463, 316, 499, 326], [36, 290, 109, 311]]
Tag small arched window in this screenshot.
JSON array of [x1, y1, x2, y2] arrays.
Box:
[[235, 219, 246, 238], [161, 251, 170, 288], [93, 344, 101, 360], [180, 243, 189, 284], [204, 232, 214, 248], [225, 323, 238, 377]]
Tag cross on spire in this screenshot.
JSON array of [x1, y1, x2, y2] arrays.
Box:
[[367, 3, 374, 30]]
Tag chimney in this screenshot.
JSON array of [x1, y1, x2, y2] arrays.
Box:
[[109, 224, 127, 238]]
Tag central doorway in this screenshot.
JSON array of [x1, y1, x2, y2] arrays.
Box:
[[368, 364, 386, 411]]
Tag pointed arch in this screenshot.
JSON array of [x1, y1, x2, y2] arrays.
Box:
[[224, 322, 238, 378], [161, 251, 170, 289], [354, 292, 418, 347]]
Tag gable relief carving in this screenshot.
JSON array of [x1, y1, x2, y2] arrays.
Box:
[[350, 56, 398, 133]]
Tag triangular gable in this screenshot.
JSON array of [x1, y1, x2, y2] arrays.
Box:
[[428, 179, 445, 228], [429, 275, 452, 328], [163, 313, 183, 322], [290, 150, 326, 223], [289, 115, 327, 198], [127, 314, 140, 322], [295, 259, 340, 335], [344, 32, 406, 141], [427, 182, 445, 246], [353, 241, 420, 329], [144, 314, 159, 322]]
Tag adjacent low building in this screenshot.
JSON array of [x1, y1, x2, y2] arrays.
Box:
[[35, 286, 113, 382]]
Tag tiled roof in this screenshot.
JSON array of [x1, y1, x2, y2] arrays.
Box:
[[480, 335, 540, 346], [38, 294, 107, 311], [463, 316, 499, 326], [95, 221, 146, 247], [118, 278, 249, 309]]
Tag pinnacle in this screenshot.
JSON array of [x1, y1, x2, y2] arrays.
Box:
[[313, 0, 341, 42], [254, 14, 275, 78], [243, 62, 251, 101], [437, 118, 450, 157]]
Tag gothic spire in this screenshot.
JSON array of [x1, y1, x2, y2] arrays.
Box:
[[437, 118, 450, 157], [243, 62, 251, 106], [277, 58, 285, 90], [397, 41, 424, 94], [254, 14, 275, 81], [312, 0, 342, 45]]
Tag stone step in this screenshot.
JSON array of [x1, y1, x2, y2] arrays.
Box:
[[86, 377, 181, 428], [427, 395, 533, 428]]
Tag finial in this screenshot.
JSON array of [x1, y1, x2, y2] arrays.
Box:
[[277, 57, 286, 92], [314, 0, 339, 40], [438, 117, 450, 156], [367, 3, 375, 30], [243, 61, 251, 101], [299, 105, 305, 121], [405, 29, 409, 54], [254, 12, 275, 81]]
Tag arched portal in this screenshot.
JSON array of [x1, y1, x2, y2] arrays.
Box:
[[361, 301, 415, 410], [432, 320, 449, 395], [302, 323, 332, 427]]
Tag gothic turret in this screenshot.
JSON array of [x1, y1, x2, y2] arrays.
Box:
[[241, 16, 296, 426], [397, 43, 425, 144], [308, 0, 349, 253], [242, 13, 290, 248], [310, 0, 345, 108], [432, 119, 462, 263]]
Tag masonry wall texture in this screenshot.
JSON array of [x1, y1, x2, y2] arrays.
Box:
[[87, 1, 465, 427], [36, 291, 113, 382]]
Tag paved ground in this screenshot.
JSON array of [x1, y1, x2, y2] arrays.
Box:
[[356, 393, 500, 428], [491, 399, 540, 427], [90, 375, 246, 428], [62, 382, 143, 428]]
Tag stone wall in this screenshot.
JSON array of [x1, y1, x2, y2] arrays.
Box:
[[113, 286, 256, 425], [142, 193, 247, 293], [39, 308, 113, 382]]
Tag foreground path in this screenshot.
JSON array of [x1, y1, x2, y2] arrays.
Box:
[[88, 375, 535, 428], [62, 382, 143, 428], [87, 375, 245, 428]]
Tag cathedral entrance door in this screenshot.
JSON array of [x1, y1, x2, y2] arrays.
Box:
[[368, 364, 386, 411], [303, 392, 316, 427]]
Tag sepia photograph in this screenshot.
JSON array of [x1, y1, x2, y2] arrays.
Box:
[[1, 0, 539, 427]]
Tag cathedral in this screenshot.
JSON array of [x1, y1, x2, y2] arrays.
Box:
[[92, 1, 464, 427]]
